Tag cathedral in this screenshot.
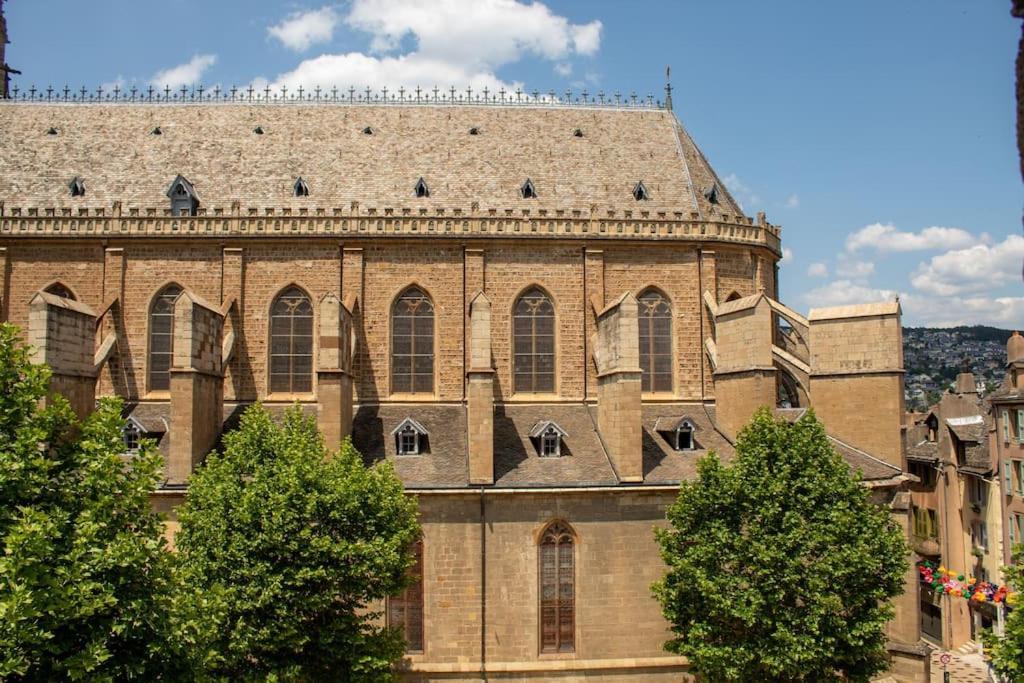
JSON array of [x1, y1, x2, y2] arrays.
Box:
[[0, 88, 927, 679]]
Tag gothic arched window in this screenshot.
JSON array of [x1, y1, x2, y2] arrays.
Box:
[[539, 522, 575, 653], [270, 286, 314, 394], [391, 287, 435, 394], [388, 540, 424, 652], [513, 287, 555, 394], [148, 284, 183, 392], [638, 289, 672, 393]]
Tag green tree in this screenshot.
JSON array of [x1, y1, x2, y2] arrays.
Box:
[[173, 404, 420, 681], [0, 323, 175, 680], [983, 546, 1024, 681], [653, 408, 908, 682]]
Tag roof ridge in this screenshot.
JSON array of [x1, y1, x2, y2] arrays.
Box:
[[826, 434, 901, 474], [2, 83, 671, 111], [669, 111, 746, 219]]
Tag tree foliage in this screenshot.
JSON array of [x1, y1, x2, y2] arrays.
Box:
[[0, 323, 174, 680], [983, 546, 1024, 680], [653, 408, 908, 682], [172, 404, 421, 681]]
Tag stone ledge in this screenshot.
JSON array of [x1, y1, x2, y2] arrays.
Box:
[[401, 655, 689, 673]]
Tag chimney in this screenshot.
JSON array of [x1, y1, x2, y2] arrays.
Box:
[[954, 358, 978, 396], [467, 292, 494, 484], [1008, 331, 1024, 390], [593, 292, 642, 482]]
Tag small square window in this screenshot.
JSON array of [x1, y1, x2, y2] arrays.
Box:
[[123, 424, 140, 453], [541, 431, 560, 457], [397, 429, 419, 455]]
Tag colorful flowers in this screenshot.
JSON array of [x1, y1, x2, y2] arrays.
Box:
[[918, 561, 1013, 603]]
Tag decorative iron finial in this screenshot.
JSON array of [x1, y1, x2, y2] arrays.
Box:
[[665, 65, 673, 111]]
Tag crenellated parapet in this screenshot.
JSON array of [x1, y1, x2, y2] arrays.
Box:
[[0, 213, 782, 254]]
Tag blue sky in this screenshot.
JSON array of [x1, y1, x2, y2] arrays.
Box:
[[5, 1, 1023, 327]]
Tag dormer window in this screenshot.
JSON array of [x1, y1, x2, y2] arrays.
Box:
[[293, 177, 310, 197], [655, 416, 698, 452], [414, 177, 429, 198], [166, 174, 199, 216], [632, 180, 649, 201], [573, 128, 584, 138], [391, 417, 429, 456], [703, 183, 720, 205], [68, 177, 85, 197], [469, 127, 480, 135], [530, 421, 568, 457], [46, 127, 58, 135], [123, 421, 141, 454], [521, 178, 537, 199], [151, 126, 162, 135], [253, 126, 264, 135], [121, 415, 167, 455], [362, 126, 374, 135], [675, 422, 694, 451]]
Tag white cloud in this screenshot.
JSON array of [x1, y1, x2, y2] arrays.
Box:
[[780, 247, 793, 264], [801, 280, 898, 309], [151, 54, 217, 89], [271, 0, 602, 92], [784, 194, 799, 209], [269, 52, 517, 93], [909, 234, 1024, 297], [722, 173, 760, 211], [835, 257, 875, 279], [895, 292, 1024, 328], [845, 222, 979, 253], [268, 7, 340, 52], [101, 75, 127, 92], [570, 21, 602, 55], [807, 262, 828, 278], [554, 62, 572, 77]]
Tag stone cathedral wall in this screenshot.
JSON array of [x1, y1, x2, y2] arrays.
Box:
[[0, 239, 774, 405]]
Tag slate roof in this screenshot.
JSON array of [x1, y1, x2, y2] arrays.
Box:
[[130, 399, 905, 488], [351, 403, 468, 488], [0, 104, 743, 217], [494, 404, 617, 487], [906, 439, 939, 464], [642, 404, 735, 484], [826, 437, 903, 482]]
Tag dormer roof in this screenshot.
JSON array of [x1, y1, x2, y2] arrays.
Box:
[[653, 416, 697, 433], [529, 420, 568, 439], [390, 416, 428, 436], [165, 174, 197, 199]]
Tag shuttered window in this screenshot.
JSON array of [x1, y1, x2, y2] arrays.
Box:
[[391, 287, 435, 394], [514, 288, 555, 393], [148, 284, 182, 392], [540, 522, 574, 653], [388, 540, 424, 652], [269, 286, 313, 393], [638, 290, 672, 393]]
